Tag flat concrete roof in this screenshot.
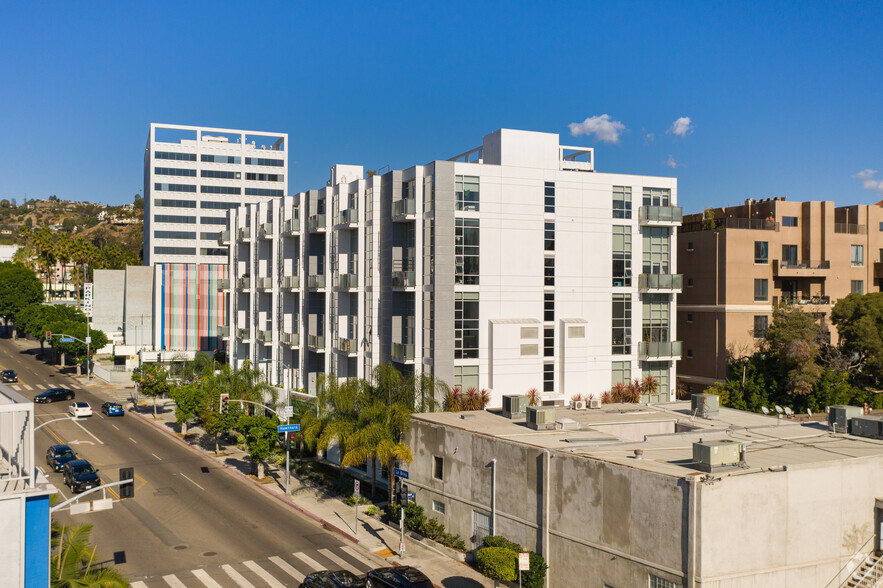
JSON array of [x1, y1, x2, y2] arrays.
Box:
[[413, 401, 883, 477]]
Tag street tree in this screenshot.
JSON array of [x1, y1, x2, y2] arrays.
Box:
[[132, 363, 171, 418], [763, 303, 822, 395], [48, 320, 108, 376], [0, 261, 44, 337], [237, 414, 279, 479], [198, 390, 241, 454], [169, 383, 204, 436]]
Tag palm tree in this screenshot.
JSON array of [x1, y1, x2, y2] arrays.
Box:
[[55, 232, 72, 299], [314, 374, 367, 484], [51, 522, 129, 587], [69, 237, 95, 309]]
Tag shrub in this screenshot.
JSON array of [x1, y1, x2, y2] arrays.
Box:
[[403, 502, 426, 532], [343, 494, 370, 506], [366, 505, 378, 517], [476, 547, 517, 582], [522, 551, 549, 588], [386, 503, 401, 523], [420, 517, 445, 540], [483, 535, 523, 552]]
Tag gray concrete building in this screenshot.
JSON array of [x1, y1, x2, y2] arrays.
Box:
[[404, 401, 883, 587], [92, 266, 154, 350]]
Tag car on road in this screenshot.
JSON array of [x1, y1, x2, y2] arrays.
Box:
[[68, 401, 93, 417], [62, 459, 101, 493], [365, 567, 432, 588], [300, 570, 366, 588], [34, 388, 74, 403], [1, 369, 17, 383], [100, 401, 125, 416], [45, 445, 78, 472]]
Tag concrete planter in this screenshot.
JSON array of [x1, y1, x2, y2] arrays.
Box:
[[405, 530, 468, 562]]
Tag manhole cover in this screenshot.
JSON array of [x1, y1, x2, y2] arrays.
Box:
[[202, 552, 217, 557], [173, 545, 188, 551]]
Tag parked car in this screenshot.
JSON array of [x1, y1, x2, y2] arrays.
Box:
[[101, 401, 124, 416], [1, 369, 17, 383], [34, 388, 74, 403], [62, 460, 101, 493], [365, 567, 432, 588], [45, 445, 77, 472], [300, 570, 366, 588], [68, 401, 93, 418]]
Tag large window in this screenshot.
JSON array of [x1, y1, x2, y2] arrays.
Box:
[[643, 187, 670, 207], [852, 280, 864, 294], [201, 186, 241, 195], [642, 227, 670, 274], [201, 154, 240, 164], [544, 327, 554, 357], [200, 216, 228, 225], [544, 221, 555, 251], [543, 362, 554, 392], [245, 157, 284, 167], [642, 293, 670, 343], [852, 245, 864, 267], [754, 315, 769, 338], [544, 182, 555, 213], [154, 230, 195, 240], [201, 170, 240, 179], [155, 167, 196, 177], [455, 176, 480, 211], [650, 573, 682, 588], [200, 248, 228, 256], [782, 216, 798, 227], [782, 244, 798, 266], [455, 293, 479, 359], [613, 226, 632, 287], [245, 188, 284, 197], [754, 279, 768, 301], [246, 173, 283, 182], [154, 246, 195, 255], [613, 186, 632, 219], [641, 361, 670, 403], [155, 215, 196, 224], [612, 294, 631, 355], [201, 201, 241, 209], [154, 183, 196, 192], [454, 365, 479, 391], [155, 151, 196, 161], [455, 218, 480, 285], [544, 293, 554, 322], [156, 199, 196, 208], [754, 241, 768, 264]]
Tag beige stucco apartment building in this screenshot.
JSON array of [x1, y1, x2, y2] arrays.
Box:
[[677, 197, 883, 389]]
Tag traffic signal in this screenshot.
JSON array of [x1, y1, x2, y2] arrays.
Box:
[[46, 331, 51, 340], [288, 432, 297, 448], [120, 467, 134, 499], [398, 483, 409, 506], [219, 393, 229, 414]]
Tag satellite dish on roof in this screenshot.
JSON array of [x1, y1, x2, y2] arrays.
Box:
[[761, 406, 770, 415], [775, 405, 784, 415], [784, 407, 793, 416]]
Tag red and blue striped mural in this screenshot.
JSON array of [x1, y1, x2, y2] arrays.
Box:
[[156, 263, 227, 351]]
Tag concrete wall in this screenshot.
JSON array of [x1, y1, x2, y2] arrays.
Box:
[[124, 265, 154, 347], [93, 269, 125, 335]]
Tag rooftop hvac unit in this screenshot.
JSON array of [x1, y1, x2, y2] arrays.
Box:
[[588, 397, 601, 409], [526, 406, 556, 431], [848, 416, 883, 439], [502, 395, 528, 419], [571, 400, 586, 410], [828, 405, 863, 433], [692, 440, 743, 472], [691, 393, 720, 418]]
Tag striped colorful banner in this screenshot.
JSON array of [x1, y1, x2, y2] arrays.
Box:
[[156, 263, 227, 351]]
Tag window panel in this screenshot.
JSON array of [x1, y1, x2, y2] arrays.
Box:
[[245, 188, 284, 197], [201, 155, 240, 164], [456, 217, 480, 285], [201, 170, 240, 179], [852, 245, 864, 267], [155, 167, 196, 177], [153, 246, 196, 255], [642, 227, 670, 274], [544, 181, 555, 213], [753, 315, 768, 338], [613, 186, 632, 219], [200, 216, 228, 225], [156, 199, 196, 208], [155, 215, 196, 224], [852, 280, 864, 294], [455, 176, 480, 211], [455, 293, 479, 359], [754, 279, 768, 301], [613, 226, 631, 286], [154, 151, 196, 161], [154, 183, 196, 192], [544, 221, 555, 251], [612, 361, 630, 387], [612, 294, 631, 354], [642, 187, 670, 207], [782, 216, 798, 227], [245, 157, 284, 166], [543, 362, 554, 392], [544, 257, 555, 286], [201, 186, 241, 195], [154, 230, 195, 240], [754, 241, 768, 264], [544, 293, 554, 322], [642, 293, 670, 343]]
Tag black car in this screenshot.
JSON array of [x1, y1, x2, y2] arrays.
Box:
[[300, 570, 366, 588], [1, 369, 17, 383], [63, 460, 100, 493], [365, 567, 432, 588], [34, 388, 74, 403], [46, 445, 77, 472]]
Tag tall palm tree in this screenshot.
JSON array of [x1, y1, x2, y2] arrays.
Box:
[[55, 232, 72, 299], [69, 237, 94, 309], [314, 374, 368, 484]]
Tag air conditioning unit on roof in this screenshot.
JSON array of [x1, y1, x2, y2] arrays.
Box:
[[588, 397, 601, 409], [571, 400, 586, 410]]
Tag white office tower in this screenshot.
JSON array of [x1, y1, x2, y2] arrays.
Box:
[[226, 129, 681, 407]]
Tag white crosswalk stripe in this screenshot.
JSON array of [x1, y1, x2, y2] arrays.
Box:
[[10, 384, 20, 391], [292, 551, 324, 571], [318, 548, 361, 575], [270, 555, 304, 583], [130, 582, 148, 588], [192, 568, 223, 587], [341, 545, 381, 569], [223, 564, 256, 588], [163, 574, 188, 587], [243, 560, 286, 588], [23, 384, 32, 390]]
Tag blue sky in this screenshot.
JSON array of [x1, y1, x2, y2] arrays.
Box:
[[1, 1, 881, 213]]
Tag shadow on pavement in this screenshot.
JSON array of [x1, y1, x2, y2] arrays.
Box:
[[441, 577, 487, 588]]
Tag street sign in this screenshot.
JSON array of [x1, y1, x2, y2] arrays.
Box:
[[59, 338, 74, 343], [354, 480, 360, 496], [519, 552, 530, 571], [394, 467, 409, 479], [83, 283, 93, 318], [407, 492, 415, 499], [281, 405, 294, 419], [278, 424, 301, 433]]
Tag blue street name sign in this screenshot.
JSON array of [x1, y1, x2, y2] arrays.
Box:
[[407, 492, 415, 499], [59, 338, 74, 343], [278, 424, 301, 433], [394, 467, 409, 479]]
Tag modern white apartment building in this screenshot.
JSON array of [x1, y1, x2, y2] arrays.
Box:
[[225, 129, 682, 406], [143, 123, 288, 351]]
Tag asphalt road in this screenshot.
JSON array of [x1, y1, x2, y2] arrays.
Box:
[[0, 335, 356, 586]]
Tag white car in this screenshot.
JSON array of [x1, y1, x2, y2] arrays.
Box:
[[68, 402, 93, 418]]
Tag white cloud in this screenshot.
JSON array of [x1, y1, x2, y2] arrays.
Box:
[[643, 130, 655, 145], [568, 114, 626, 143], [665, 154, 679, 168], [668, 116, 695, 137], [853, 169, 883, 192]]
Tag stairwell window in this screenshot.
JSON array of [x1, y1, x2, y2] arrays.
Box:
[[613, 186, 632, 219], [544, 182, 555, 213], [613, 226, 632, 286], [455, 176, 480, 211]]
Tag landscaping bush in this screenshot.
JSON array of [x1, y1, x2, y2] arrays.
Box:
[[476, 547, 517, 582], [403, 502, 426, 533], [441, 532, 467, 551], [420, 517, 445, 540], [522, 551, 549, 588], [483, 535, 523, 553], [343, 494, 371, 506]]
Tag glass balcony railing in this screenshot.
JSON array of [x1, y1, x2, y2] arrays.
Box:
[[308, 214, 327, 232], [257, 329, 273, 343], [217, 278, 230, 290], [281, 331, 299, 346], [638, 340, 682, 359], [282, 275, 299, 289], [237, 277, 251, 289], [308, 275, 326, 289], [238, 227, 251, 240], [283, 216, 300, 234], [308, 334, 325, 350], [258, 222, 274, 239], [218, 230, 230, 244], [392, 198, 416, 219], [392, 270, 416, 289], [236, 328, 250, 340], [639, 205, 683, 224], [638, 274, 683, 291], [258, 277, 273, 290], [217, 325, 230, 337], [337, 208, 358, 226], [338, 273, 358, 289], [391, 342, 415, 362], [337, 337, 357, 353]]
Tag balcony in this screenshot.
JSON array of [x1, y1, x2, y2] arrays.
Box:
[[392, 198, 416, 220], [307, 334, 326, 351], [773, 260, 831, 278], [338, 273, 358, 290], [680, 218, 779, 234], [281, 331, 299, 347], [218, 230, 230, 245], [282, 217, 300, 235], [236, 327, 251, 341], [217, 278, 230, 290], [834, 223, 866, 235], [337, 337, 358, 355], [257, 329, 273, 344], [308, 214, 327, 232], [638, 340, 682, 360], [392, 270, 416, 290], [638, 273, 683, 292], [258, 276, 274, 290], [217, 325, 230, 338], [237, 276, 251, 289], [773, 295, 832, 306], [282, 275, 300, 289], [391, 342, 415, 363], [308, 274, 326, 289], [639, 205, 683, 226], [336, 208, 358, 227], [237, 227, 251, 241], [258, 222, 274, 239], [875, 262, 883, 280]]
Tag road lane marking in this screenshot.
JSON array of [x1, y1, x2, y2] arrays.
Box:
[[73, 418, 104, 445], [341, 545, 380, 569], [130, 582, 149, 588], [318, 548, 361, 575], [243, 561, 285, 588], [129, 437, 138, 444], [222, 564, 255, 588], [192, 569, 223, 587], [23, 384, 32, 390], [11, 384, 20, 391], [180, 473, 204, 490], [292, 552, 323, 571], [152, 453, 162, 460], [111, 424, 119, 430], [162, 574, 187, 587], [269, 556, 304, 582]]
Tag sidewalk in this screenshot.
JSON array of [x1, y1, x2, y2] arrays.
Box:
[[89, 382, 492, 588]]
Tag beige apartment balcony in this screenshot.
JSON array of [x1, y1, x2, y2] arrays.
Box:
[[834, 223, 866, 235], [638, 273, 683, 293], [773, 260, 831, 278], [392, 270, 416, 290], [392, 198, 416, 220], [218, 230, 230, 245], [217, 278, 230, 290], [638, 340, 682, 360], [307, 214, 326, 232], [307, 274, 326, 289], [337, 337, 358, 355], [773, 294, 832, 307], [336, 208, 358, 227], [338, 273, 358, 290], [281, 330, 299, 347], [391, 342, 415, 363], [258, 222, 274, 239], [307, 334, 326, 351], [282, 275, 299, 289], [639, 205, 683, 226]]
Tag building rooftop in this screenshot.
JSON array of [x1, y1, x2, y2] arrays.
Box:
[[413, 401, 883, 478]]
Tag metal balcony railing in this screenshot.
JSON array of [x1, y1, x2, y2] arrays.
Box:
[[638, 340, 682, 359], [392, 198, 416, 219], [217, 278, 230, 290], [391, 342, 415, 362], [308, 334, 325, 350], [338, 273, 358, 289], [308, 275, 326, 289], [392, 270, 416, 289], [639, 205, 683, 224], [337, 208, 358, 226], [638, 273, 683, 291], [834, 223, 866, 235], [680, 218, 779, 233], [282, 275, 299, 289], [337, 337, 357, 353], [308, 214, 326, 232]]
